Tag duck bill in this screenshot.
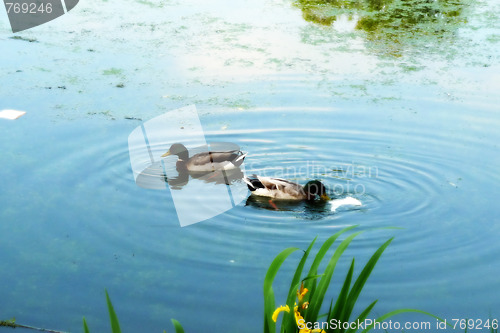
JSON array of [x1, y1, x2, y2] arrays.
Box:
[[320, 194, 331, 201], [161, 151, 171, 157]]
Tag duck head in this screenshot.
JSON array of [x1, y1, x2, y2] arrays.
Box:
[[303, 180, 331, 201], [161, 143, 189, 160]]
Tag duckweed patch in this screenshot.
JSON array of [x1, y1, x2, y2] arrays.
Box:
[[9, 36, 38, 43], [102, 68, 124, 76]]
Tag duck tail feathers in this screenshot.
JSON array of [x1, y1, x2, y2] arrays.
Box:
[[232, 152, 247, 167], [243, 176, 253, 189]]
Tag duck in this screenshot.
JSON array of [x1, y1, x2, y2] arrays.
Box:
[[244, 175, 331, 201], [161, 143, 247, 173]]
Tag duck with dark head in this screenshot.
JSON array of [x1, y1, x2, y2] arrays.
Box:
[[244, 175, 331, 201]]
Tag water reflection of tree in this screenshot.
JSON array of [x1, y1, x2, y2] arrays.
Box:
[[296, 0, 468, 55]]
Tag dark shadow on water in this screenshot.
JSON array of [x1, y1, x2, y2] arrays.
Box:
[[245, 195, 331, 219]]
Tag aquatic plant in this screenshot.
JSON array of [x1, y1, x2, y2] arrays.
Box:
[[82, 290, 120, 333], [2, 227, 478, 333], [263, 225, 445, 333]]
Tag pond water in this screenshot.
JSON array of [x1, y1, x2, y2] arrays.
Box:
[[1, 0, 499, 332]]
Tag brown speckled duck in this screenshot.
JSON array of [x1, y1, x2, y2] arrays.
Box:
[[244, 175, 331, 201], [161, 143, 247, 173]]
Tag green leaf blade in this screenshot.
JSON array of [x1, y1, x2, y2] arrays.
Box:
[[344, 300, 377, 333], [305, 225, 359, 297], [306, 230, 364, 323], [171, 319, 185, 333], [340, 238, 393, 325], [328, 258, 355, 329], [83, 317, 90, 333], [105, 290, 122, 333], [264, 247, 300, 333], [283, 238, 317, 333]]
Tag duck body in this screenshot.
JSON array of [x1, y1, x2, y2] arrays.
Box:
[[244, 175, 330, 201], [162, 143, 247, 173]]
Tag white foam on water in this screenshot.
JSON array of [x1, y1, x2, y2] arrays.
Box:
[[330, 197, 362, 212]]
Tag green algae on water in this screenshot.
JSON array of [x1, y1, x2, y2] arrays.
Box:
[[296, 0, 469, 30], [294, 0, 471, 55]]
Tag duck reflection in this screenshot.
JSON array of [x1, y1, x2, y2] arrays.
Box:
[[164, 167, 245, 190]]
